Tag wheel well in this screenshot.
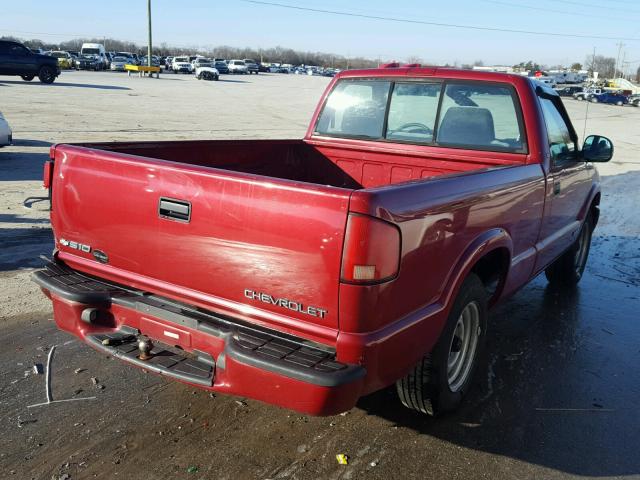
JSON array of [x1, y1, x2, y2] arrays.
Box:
[[470, 248, 510, 304], [590, 193, 601, 229]]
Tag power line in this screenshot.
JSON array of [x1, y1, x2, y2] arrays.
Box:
[[482, 0, 640, 22], [544, 0, 640, 13], [239, 0, 640, 42]]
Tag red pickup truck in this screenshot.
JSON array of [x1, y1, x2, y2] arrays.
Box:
[[34, 67, 613, 416]]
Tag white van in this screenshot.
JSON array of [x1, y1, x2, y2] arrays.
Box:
[[80, 43, 107, 69]]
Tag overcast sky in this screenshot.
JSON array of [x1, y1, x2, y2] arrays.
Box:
[[2, 0, 639, 67]]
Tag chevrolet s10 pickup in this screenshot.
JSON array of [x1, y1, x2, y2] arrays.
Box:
[[34, 67, 613, 416]]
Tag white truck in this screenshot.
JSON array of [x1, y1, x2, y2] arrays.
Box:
[[80, 43, 108, 70]]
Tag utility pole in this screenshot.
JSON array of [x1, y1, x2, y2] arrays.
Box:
[[614, 42, 624, 79], [147, 0, 153, 67]]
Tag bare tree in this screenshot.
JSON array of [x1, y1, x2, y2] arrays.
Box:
[[584, 54, 616, 78]]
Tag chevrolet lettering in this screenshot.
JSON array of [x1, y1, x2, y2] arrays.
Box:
[[244, 289, 328, 319]]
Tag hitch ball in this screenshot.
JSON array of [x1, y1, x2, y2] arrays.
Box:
[[137, 336, 154, 360]]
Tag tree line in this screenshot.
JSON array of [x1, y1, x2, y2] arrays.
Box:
[[1, 35, 378, 69]]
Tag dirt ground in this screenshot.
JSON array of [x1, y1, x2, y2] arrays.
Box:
[[1, 71, 639, 480]]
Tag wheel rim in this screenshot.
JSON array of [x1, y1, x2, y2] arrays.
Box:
[[574, 223, 590, 275], [42, 68, 53, 82], [447, 301, 481, 392]]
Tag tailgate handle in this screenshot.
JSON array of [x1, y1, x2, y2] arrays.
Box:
[[158, 197, 191, 222]]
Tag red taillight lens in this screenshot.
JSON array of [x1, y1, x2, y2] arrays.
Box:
[[43, 160, 53, 189], [340, 214, 401, 284]]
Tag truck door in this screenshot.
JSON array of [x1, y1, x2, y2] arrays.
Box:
[[535, 93, 591, 272], [2, 43, 38, 76]]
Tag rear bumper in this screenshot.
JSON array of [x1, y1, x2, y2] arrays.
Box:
[[33, 261, 365, 415]]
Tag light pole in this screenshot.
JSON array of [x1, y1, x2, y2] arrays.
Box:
[[147, 0, 152, 67]]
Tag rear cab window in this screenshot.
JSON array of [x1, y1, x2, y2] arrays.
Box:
[[314, 78, 527, 154]]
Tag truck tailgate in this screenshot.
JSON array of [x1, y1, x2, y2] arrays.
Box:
[[50, 145, 352, 341]]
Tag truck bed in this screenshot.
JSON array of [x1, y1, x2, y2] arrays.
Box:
[[86, 138, 523, 189]]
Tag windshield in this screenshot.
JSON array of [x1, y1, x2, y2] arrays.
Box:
[[51, 52, 65, 58], [233, 61, 244, 65], [82, 48, 100, 55], [113, 57, 127, 62], [174, 57, 188, 62], [244, 59, 255, 64]]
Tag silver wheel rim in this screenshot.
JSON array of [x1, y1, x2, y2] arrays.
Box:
[[447, 302, 481, 392], [574, 223, 590, 274]]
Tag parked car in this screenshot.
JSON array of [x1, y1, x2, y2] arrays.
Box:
[[627, 94, 640, 107], [556, 85, 583, 97], [80, 43, 107, 69], [0, 40, 60, 83], [243, 59, 259, 74], [192, 57, 214, 70], [76, 54, 102, 71], [172, 56, 193, 74], [164, 56, 173, 69], [214, 61, 229, 74], [195, 65, 219, 81], [590, 92, 628, 106], [0, 110, 12, 146], [49, 51, 74, 70], [140, 56, 161, 67], [227, 59, 248, 74], [35, 68, 613, 417], [573, 87, 605, 101], [110, 56, 129, 71]]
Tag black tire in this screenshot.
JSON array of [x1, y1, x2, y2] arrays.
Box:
[[577, 96, 584, 101], [214, 75, 219, 81], [21, 75, 34, 81], [545, 214, 593, 287], [396, 273, 487, 416], [37, 66, 56, 84], [590, 97, 598, 103]]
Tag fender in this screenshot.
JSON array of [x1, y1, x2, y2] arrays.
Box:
[[440, 228, 513, 314]]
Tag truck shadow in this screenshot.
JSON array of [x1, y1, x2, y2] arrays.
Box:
[[0, 227, 53, 271], [0, 80, 130, 90], [0, 140, 52, 181], [357, 218, 640, 477]]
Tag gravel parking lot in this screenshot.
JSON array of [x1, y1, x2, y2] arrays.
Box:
[[1, 70, 639, 479]]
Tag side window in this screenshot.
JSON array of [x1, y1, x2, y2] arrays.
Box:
[[386, 83, 442, 143], [436, 83, 524, 152], [538, 97, 576, 165], [315, 80, 391, 139], [9, 45, 28, 56]]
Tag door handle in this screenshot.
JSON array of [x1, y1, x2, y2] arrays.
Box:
[[553, 181, 561, 195], [158, 197, 191, 222]]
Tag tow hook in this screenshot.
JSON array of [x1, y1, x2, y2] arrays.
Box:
[[137, 336, 154, 361]]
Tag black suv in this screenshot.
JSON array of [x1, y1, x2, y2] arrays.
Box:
[[0, 40, 60, 84]]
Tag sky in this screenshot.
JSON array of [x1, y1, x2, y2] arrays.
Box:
[[2, 0, 639, 69]]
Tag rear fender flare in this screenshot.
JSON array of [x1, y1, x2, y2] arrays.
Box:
[[441, 228, 513, 314]]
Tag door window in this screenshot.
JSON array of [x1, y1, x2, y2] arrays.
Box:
[[539, 97, 577, 165]]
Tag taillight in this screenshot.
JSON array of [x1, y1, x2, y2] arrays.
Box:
[[340, 214, 401, 284], [43, 160, 53, 189]]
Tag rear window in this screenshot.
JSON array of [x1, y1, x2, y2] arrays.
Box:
[[314, 79, 525, 153]]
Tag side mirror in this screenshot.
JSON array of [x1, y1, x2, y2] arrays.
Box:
[[582, 135, 613, 162]]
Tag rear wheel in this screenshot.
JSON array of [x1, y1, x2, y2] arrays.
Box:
[[545, 214, 593, 287], [21, 75, 34, 81], [590, 97, 598, 103], [396, 273, 487, 415], [616, 101, 623, 106], [38, 66, 56, 84]]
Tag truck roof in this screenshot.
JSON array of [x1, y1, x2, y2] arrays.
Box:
[[336, 66, 533, 86]]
